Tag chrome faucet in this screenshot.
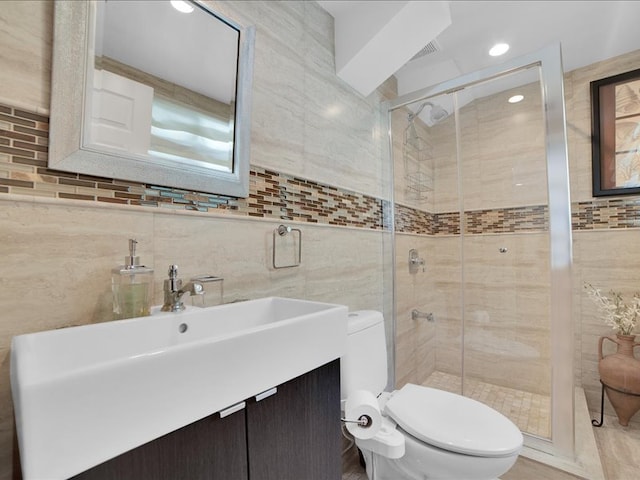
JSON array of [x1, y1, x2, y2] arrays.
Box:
[[161, 265, 204, 312], [408, 248, 426, 273]]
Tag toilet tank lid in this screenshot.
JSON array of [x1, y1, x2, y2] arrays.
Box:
[[347, 311, 383, 334], [385, 384, 523, 458]]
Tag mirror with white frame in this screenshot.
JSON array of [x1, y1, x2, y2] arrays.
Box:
[[49, 0, 255, 197]]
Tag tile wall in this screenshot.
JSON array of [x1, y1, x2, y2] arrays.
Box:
[[0, 105, 385, 228], [0, 2, 395, 479]]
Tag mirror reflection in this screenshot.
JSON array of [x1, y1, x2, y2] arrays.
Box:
[[88, 0, 239, 173], [49, 0, 253, 197]]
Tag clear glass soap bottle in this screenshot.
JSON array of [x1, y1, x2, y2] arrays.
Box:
[[111, 239, 154, 320]]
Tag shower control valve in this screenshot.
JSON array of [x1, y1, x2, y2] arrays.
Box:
[[408, 249, 426, 273]]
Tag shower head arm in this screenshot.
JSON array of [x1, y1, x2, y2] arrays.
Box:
[[408, 101, 434, 122]]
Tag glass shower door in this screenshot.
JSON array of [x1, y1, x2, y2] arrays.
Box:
[[389, 44, 573, 457], [456, 66, 552, 440]]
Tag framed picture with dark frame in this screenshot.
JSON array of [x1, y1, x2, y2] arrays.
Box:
[[590, 67, 640, 197]]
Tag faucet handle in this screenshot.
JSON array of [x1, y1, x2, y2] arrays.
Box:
[[191, 282, 204, 295], [168, 264, 179, 279]]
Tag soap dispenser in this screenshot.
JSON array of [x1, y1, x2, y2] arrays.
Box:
[[111, 239, 154, 320]]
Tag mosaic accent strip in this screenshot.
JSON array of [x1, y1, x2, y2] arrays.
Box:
[[244, 168, 383, 229], [465, 205, 548, 234], [397, 204, 550, 236], [572, 198, 640, 230], [397, 200, 640, 235], [2, 103, 640, 234], [395, 204, 433, 234], [0, 103, 383, 230], [434, 211, 461, 236]]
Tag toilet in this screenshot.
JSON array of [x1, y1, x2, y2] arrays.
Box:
[[341, 311, 523, 480]]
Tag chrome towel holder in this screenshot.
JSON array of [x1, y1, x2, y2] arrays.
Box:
[[272, 224, 302, 269]]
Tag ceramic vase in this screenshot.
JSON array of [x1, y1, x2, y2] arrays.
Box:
[[598, 334, 640, 426]]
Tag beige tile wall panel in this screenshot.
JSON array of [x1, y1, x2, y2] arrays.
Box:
[[430, 236, 464, 377], [394, 234, 436, 387], [225, 0, 390, 200], [0, 1, 52, 113], [0, 200, 155, 478], [573, 229, 640, 418], [431, 119, 459, 214], [152, 214, 386, 311], [457, 83, 546, 211], [0, 198, 387, 479], [446, 233, 551, 395]]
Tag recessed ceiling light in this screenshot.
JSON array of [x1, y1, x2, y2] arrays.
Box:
[[508, 94, 524, 103], [171, 0, 194, 13], [489, 43, 509, 57]]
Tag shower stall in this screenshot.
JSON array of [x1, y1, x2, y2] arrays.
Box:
[[386, 44, 573, 458]]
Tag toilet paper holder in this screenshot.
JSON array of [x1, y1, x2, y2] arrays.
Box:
[[340, 415, 373, 428]]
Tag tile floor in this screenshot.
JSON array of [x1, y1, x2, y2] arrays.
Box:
[[341, 432, 367, 480], [592, 413, 640, 480], [422, 371, 552, 439]]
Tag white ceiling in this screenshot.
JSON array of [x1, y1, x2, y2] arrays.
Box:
[[319, 1, 640, 97]]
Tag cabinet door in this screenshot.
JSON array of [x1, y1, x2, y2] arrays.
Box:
[[72, 408, 248, 480], [246, 359, 342, 480]]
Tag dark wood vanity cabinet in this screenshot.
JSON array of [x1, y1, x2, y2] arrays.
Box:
[[246, 359, 342, 480], [71, 359, 341, 480], [72, 404, 249, 480]]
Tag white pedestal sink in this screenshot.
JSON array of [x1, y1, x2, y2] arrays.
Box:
[[11, 297, 348, 480]]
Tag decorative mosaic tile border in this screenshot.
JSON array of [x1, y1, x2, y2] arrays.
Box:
[[395, 204, 548, 236], [246, 168, 383, 228], [0, 103, 383, 230], [397, 199, 640, 235], [2, 103, 639, 234], [433, 211, 461, 235], [395, 204, 433, 235], [572, 198, 640, 230], [465, 205, 548, 234]]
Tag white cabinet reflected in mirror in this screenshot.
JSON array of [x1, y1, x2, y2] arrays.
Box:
[[50, 0, 255, 197]]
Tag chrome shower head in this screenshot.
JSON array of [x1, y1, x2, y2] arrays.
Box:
[[429, 103, 448, 123], [408, 101, 449, 125]]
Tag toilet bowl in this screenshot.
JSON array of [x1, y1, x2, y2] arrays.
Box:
[[342, 311, 523, 480]]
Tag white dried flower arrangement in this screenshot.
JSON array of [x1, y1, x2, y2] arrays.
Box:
[[584, 283, 640, 336]]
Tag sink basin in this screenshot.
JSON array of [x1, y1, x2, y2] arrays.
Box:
[[11, 297, 348, 480]]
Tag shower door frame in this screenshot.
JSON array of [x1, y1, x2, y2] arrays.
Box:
[[385, 43, 574, 458]]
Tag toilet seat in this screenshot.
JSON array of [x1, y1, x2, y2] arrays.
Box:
[[384, 384, 523, 458]]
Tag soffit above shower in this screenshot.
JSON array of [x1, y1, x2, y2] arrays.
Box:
[[318, 1, 640, 99], [316, 1, 451, 97]]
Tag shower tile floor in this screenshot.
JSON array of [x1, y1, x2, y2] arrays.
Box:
[[422, 371, 551, 439]]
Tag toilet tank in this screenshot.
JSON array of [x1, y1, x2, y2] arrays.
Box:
[[340, 310, 387, 401]]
